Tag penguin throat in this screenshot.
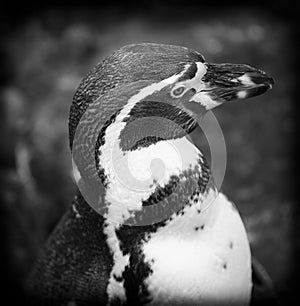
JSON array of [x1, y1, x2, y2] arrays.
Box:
[[97, 133, 213, 225], [119, 101, 198, 151]]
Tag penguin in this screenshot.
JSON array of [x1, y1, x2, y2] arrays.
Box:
[[27, 43, 274, 306]]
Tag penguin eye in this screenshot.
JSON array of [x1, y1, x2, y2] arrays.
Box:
[[171, 85, 186, 98]]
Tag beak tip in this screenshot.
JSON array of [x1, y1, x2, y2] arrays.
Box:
[[243, 72, 274, 98], [263, 76, 274, 93], [264, 74, 274, 87]]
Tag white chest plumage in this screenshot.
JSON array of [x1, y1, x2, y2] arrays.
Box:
[[142, 190, 252, 305], [101, 134, 252, 305]]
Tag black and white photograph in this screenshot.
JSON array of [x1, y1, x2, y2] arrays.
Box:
[[0, 1, 298, 305]]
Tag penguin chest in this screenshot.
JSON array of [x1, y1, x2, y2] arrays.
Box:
[[141, 192, 252, 306]]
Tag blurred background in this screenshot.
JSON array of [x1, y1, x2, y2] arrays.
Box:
[[0, 1, 298, 305]]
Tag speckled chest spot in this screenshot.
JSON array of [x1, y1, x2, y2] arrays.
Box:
[[141, 191, 252, 306]]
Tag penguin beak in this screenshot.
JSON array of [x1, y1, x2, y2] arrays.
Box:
[[188, 62, 274, 110]]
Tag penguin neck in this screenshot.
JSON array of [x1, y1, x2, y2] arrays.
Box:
[[98, 128, 214, 229], [118, 101, 198, 152]]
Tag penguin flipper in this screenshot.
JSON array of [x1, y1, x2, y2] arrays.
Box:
[[26, 192, 112, 305], [251, 256, 279, 306]]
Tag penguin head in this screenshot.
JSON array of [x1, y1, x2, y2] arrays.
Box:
[[69, 43, 273, 149]]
